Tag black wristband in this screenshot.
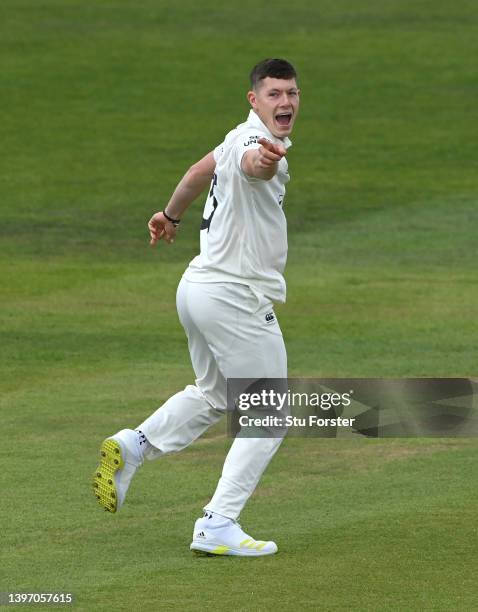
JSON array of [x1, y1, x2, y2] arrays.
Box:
[[163, 210, 181, 226]]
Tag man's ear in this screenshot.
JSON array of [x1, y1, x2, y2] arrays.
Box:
[[247, 90, 257, 109]]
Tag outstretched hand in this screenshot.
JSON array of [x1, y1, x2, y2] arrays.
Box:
[[148, 212, 177, 246], [257, 137, 287, 168]]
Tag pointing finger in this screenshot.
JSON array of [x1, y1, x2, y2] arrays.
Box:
[[258, 138, 287, 158], [258, 137, 275, 151], [259, 147, 283, 162]]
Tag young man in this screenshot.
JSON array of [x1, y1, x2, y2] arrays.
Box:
[[93, 58, 300, 556]]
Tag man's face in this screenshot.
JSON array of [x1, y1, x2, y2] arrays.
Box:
[[247, 77, 300, 139]]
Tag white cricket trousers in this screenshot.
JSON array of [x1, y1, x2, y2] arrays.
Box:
[[137, 277, 287, 520]]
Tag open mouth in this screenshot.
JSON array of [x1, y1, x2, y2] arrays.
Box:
[[275, 112, 292, 127]]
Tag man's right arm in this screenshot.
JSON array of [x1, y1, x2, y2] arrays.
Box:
[[241, 137, 287, 181], [148, 151, 216, 246]]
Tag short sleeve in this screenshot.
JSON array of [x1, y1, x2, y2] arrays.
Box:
[[232, 131, 264, 177], [213, 142, 225, 162]]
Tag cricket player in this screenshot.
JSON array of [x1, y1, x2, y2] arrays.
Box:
[[93, 59, 300, 556]]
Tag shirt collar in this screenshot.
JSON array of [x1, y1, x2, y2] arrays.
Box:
[[246, 109, 292, 149]]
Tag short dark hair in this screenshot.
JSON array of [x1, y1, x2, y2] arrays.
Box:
[[249, 58, 298, 90]]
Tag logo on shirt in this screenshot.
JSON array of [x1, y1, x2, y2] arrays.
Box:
[[244, 135, 261, 146], [265, 312, 276, 324]]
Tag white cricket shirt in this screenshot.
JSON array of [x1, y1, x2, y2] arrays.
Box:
[[184, 109, 292, 303]]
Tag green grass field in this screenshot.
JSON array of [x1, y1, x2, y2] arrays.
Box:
[[1, 1, 477, 610]]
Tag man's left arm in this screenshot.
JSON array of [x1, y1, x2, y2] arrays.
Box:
[[241, 138, 287, 181], [148, 151, 216, 245]]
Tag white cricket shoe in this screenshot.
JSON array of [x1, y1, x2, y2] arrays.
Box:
[[92, 429, 143, 513], [190, 513, 278, 556]]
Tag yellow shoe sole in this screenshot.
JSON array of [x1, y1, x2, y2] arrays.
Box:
[[92, 438, 125, 513]]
